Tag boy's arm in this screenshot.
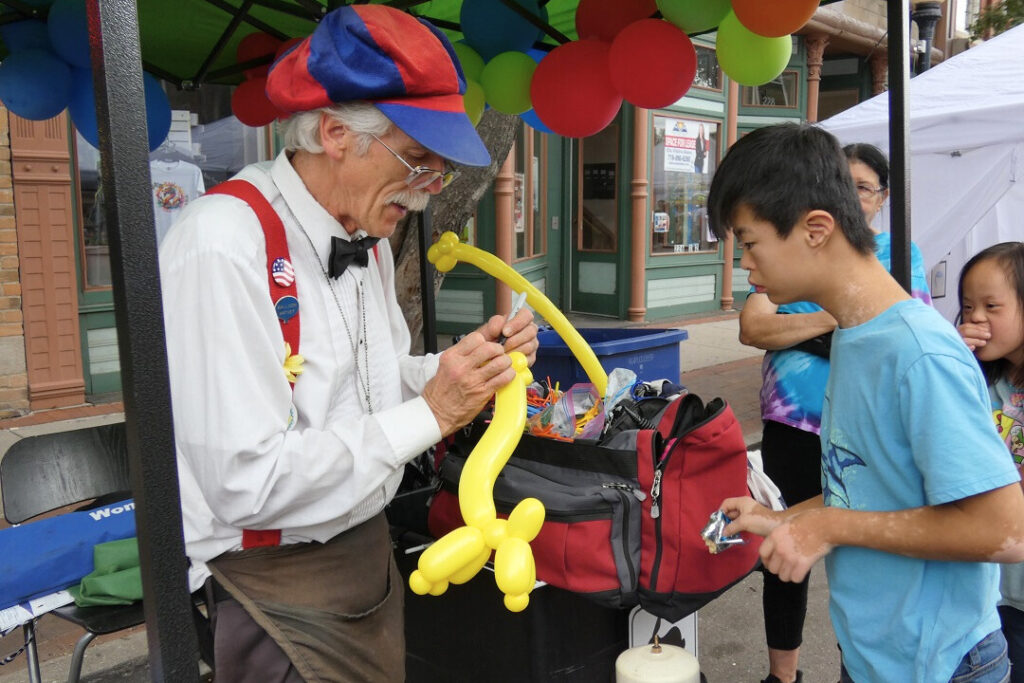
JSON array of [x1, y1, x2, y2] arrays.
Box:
[[738, 293, 838, 350], [725, 484, 1024, 583]]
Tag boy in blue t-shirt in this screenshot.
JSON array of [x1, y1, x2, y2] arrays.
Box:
[[711, 123, 1024, 683]]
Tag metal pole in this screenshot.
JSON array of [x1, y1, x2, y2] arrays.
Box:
[[887, 0, 912, 292], [86, 1, 198, 680], [419, 208, 438, 354]]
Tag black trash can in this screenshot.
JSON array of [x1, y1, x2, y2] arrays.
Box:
[[395, 532, 628, 683]]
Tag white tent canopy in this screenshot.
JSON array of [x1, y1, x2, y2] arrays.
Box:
[[818, 24, 1024, 322]]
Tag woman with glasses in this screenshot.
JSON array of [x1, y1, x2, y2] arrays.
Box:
[[737, 143, 931, 683]]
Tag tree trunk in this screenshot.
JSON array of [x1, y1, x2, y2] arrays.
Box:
[[389, 110, 520, 354]]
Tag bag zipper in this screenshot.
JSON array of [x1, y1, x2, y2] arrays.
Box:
[[646, 397, 728, 591]]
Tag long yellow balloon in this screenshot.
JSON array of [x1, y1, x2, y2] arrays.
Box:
[[427, 231, 608, 397], [408, 351, 544, 611]]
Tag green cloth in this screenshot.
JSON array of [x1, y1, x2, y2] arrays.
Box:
[[69, 537, 143, 607]]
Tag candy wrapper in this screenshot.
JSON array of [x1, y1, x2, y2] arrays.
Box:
[[700, 510, 746, 554]]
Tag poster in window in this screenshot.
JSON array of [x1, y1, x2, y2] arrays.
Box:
[[583, 163, 616, 199], [514, 172, 525, 233], [663, 118, 711, 175]]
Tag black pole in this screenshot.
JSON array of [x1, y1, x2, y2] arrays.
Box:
[[419, 209, 438, 354], [86, 1, 198, 680], [887, 0, 912, 292], [911, 1, 943, 73]]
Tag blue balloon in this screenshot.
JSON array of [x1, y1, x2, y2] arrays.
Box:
[[525, 48, 549, 64], [143, 73, 172, 151], [47, 0, 91, 69], [520, 108, 554, 135], [0, 20, 51, 53], [0, 49, 72, 121], [68, 68, 172, 152], [460, 0, 544, 62]]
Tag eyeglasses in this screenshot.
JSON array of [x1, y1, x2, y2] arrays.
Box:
[[855, 184, 885, 200], [370, 134, 459, 190]]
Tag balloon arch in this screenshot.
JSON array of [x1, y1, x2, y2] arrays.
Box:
[[0, 0, 823, 142]]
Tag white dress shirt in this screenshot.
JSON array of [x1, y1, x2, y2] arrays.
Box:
[[160, 151, 442, 590]]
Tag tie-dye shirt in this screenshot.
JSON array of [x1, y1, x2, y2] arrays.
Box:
[[758, 233, 932, 434]]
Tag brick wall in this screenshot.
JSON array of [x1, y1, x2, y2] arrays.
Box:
[[0, 105, 28, 418]]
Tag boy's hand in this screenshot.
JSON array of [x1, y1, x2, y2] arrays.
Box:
[[957, 322, 990, 352], [758, 510, 834, 583], [720, 496, 782, 537]]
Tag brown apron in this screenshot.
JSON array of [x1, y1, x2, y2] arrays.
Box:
[[208, 512, 405, 683]]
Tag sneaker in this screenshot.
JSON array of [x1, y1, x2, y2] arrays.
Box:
[[760, 673, 803, 683]]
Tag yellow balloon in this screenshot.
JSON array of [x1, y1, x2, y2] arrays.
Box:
[[483, 518, 509, 550], [458, 351, 534, 528], [494, 537, 536, 597], [416, 525, 485, 583], [449, 546, 492, 585], [504, 593, 530, 613], [427, 232, 608, 396], [508, 498, 545, 542], [408, 570, 433, 596]]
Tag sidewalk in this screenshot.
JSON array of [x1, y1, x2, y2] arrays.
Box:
[[0, 312, 839, 682]]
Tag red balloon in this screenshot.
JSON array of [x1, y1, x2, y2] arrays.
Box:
[[609, 19, 696, 109], [274, 37, 304, 62], [231, 78, 280, 127], [237, 32, 282, 80], [529, 40, 622, 138], [730, 0, 819, 37], [575, 0, 658, 42]]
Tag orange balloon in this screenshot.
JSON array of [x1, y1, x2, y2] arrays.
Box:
[[730, 0, 819, 37]]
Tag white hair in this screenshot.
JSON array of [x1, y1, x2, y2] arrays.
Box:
[[280, 101, 392, 156]]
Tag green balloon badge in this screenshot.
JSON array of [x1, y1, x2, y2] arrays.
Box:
[[715, 11, 792, 87]]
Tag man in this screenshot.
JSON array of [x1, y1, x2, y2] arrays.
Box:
[[160, 6, 538, 681], [709, 123, 1024, 683]]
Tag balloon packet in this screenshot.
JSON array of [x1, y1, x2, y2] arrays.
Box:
[[700, 510, 746, 554]]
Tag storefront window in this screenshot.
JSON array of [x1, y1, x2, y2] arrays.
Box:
[[650, 115, 718, 256], [741, 71, 799, 108], [694, 46, 722, 91], [74, 82, 266, 289], [579, 123, 618, 252], [514, 124, 547, 261]]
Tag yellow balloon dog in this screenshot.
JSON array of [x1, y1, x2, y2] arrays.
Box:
[[427, 231, 608, 397], [409, 352, 544, 611]]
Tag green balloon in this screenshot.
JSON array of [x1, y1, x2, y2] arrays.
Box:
[[453, 42, 485, 83], [656, 0, 731, 33], [715, 11, 792, 86], [464, 80, 486, 126], [480, 51, 536, 115]]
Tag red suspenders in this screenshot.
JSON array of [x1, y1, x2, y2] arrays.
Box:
[[205, 179, 381, 549], [206, 180, 293, 549]]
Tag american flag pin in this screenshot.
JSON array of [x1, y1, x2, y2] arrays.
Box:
[[272, 257, 295, 287]]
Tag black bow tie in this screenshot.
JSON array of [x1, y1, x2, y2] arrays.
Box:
[[328, 236, 380, 278]]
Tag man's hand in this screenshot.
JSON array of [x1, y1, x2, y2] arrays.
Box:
[[957, 321, 990, 352], [422, 333, 515, 436], [479, 309, 539, 366]]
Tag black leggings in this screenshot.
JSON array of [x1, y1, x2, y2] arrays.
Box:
[[759, 420, 825, 651]]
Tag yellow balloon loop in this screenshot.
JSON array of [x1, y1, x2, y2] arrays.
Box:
[[426, 233, 608, 396]]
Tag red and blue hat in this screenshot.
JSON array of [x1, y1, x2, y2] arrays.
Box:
[[266, 5, 490, 167]]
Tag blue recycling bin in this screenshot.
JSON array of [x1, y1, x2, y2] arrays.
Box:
[[530, 328, 688, 388]]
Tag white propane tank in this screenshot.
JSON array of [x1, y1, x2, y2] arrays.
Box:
[[615, 638, 700, 683]]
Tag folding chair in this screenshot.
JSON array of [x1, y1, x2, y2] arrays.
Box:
[[0, 423, 212, 682]]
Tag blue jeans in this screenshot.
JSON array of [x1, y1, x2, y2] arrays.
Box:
[[839, 630, 1009, 683]]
